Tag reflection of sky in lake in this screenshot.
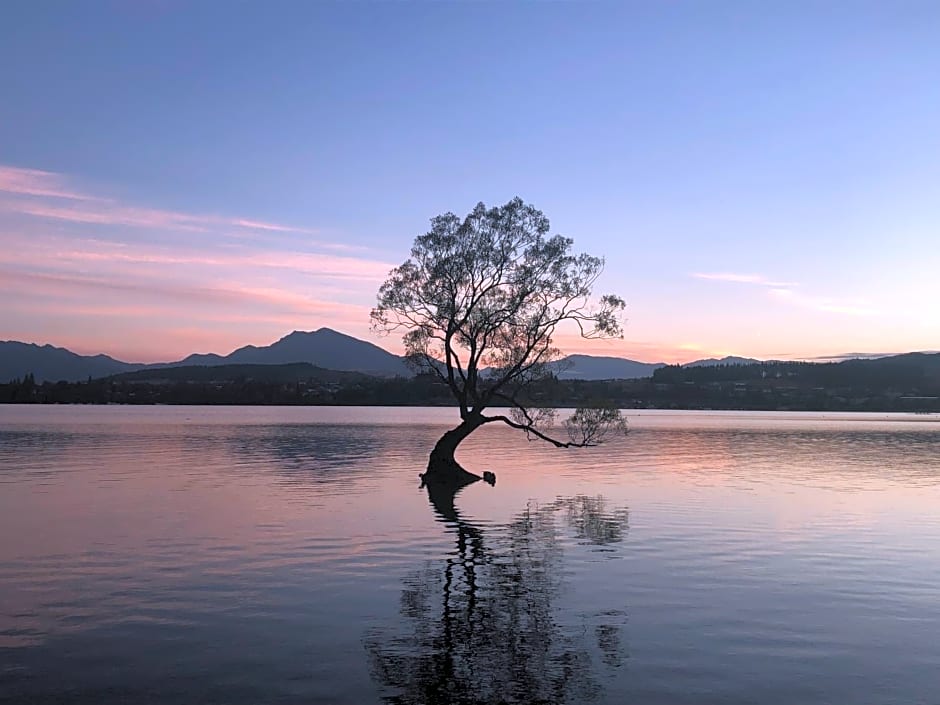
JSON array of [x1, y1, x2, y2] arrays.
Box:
[[1, 406, 939, 704]]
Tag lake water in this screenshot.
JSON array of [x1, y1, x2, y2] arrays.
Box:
[[1, 406, 939, 704]]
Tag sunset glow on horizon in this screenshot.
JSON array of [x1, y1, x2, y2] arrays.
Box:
[[2, 3, 938, 364]]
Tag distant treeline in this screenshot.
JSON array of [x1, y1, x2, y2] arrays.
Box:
[[3, 354, 940, 412], [652, 353, 940, 388]]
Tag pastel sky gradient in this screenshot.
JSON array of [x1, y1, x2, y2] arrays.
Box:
[[1, 2, 938, 363]]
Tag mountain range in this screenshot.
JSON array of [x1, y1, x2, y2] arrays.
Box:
[[0, 328, 858, 384], [0, 341, 143, 383], [0, 329, 407, 383]]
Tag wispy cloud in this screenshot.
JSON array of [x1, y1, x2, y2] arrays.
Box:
[[693, 270, 879, 317], [0, 269, 370, 321], [692, 272, 798, 287], [0, 165, 100, 201], [767, 288, 879, 316], [230, 219, 310, 233], [0, 163, 320, 238], [0, 234, 394, 282]]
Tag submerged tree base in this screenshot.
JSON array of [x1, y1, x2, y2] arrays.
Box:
[[420, 417, 489, 491], [420, 456, 481, 493]]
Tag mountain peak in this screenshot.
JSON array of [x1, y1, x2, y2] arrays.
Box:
[[279, 328, 344, 341], [217, 329, 408, 376]]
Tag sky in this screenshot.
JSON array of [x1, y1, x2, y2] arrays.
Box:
[[1, 1, 938, 364]]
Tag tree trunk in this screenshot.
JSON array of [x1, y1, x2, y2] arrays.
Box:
[[423, 414, 485, 488]]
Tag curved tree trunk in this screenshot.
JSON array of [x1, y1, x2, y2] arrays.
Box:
[[423, 414, 485, 488]]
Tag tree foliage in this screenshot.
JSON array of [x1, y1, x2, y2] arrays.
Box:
[[372, 198, 628, 452], [564, 406, 629, 446]]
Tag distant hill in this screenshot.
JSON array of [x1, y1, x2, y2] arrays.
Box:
[[553, 354, 665, 380], [167, 329, 410, 377], [549, 354, 763, 380], [0, 341, 143, 383], [684, 355, 760, 368], [654, 351, 940, 388]]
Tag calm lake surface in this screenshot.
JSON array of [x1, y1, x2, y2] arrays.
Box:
[[1, 406, 939, 704]]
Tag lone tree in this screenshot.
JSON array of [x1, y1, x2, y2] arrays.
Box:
[[372, 198, 628, 487]]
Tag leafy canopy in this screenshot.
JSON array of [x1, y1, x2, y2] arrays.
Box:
[[372, 197, 627, 446]]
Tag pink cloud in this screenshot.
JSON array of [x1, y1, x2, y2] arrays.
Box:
[[8, 295, 363, 334], [0, 163, 323, 238], [1, 197, 322, 237], [230, 218, 316, 234], [71, 245, 347, 274], [0, 165, 99, 201], [2, 199, 211, 231], [0, 268, 369, 317], [0, 233, 394, 285]]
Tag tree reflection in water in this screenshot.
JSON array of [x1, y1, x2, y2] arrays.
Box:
[[365, 483, 629, 704]]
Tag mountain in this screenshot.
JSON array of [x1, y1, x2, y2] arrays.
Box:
[[548, 353, 765, 380], [684, 355, 760, 368], [0, 341, 143, 383], [553, 354, 665, 380], [168, 329, 410, 377], [1, 328, 410, 383]]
